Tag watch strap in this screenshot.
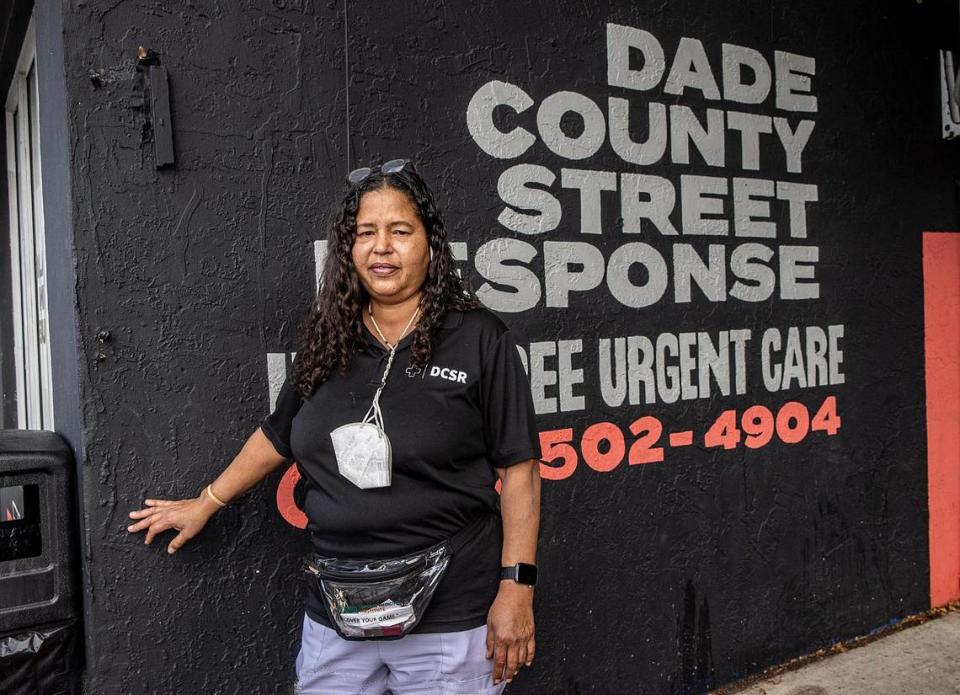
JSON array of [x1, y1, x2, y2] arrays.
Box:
[[500, 562, 537, 586]]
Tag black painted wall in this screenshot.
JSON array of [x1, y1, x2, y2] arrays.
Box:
[[57, 1, 958, 693]]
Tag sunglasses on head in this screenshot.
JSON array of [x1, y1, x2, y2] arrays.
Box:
[[346, 158, 412, 186]]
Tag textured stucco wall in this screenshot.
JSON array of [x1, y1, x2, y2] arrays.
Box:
[[59, 1, 958, 693], [64, 1, 343, 692]]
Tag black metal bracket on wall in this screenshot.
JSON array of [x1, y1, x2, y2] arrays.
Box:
[[132, 47, 175, 169]]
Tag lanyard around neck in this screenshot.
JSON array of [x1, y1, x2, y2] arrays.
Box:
[[368, 302, 420, 352], [362, 303, 421, 430]]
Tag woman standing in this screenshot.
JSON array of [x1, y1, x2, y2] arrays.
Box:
[[127, 159, 541, 694]]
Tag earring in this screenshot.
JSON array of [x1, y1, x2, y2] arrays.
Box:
[[429, 247, 434, 262]]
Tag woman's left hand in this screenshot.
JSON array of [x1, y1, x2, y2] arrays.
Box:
[[486, 581, 535, 685]]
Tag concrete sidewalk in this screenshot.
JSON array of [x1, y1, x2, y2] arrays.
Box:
[[718, 608, 960, 695]]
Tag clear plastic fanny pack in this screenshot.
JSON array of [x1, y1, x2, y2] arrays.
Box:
[[304, 513, 490, 641], [307, 541, 451, 640]]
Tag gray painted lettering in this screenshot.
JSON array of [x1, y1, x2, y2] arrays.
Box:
[[679, 332, 699, 400], [761, 327, 782, 391], [607, 243, 669, 308], [828, 324, 845, 384], [627, 335, 656, 405], [497, 164, 561, 234], [729, 243, 776, 302], [681, 174, 728, 235], [538, 91, 606, 160], [558, 339, 585, 412], [606, 23, 666, 91], [804, 325, 828, 385], [673, 243, 726, 303], [773, 118, 815, 174], [529, 341, 558, 414], [721, 43, 772, 104], [733, 177, 776, 238], [475, 237, 541, 312], [775, 181, 818, 238], [466, 80, 536, 158], [561, 168, 617, 235], [655, 333, 681, 404], [726, 111, 773, 171], [598, 337, 627, 407], [781, 326, 808, 389], [670, 105, 725, 167], [774, 50, 817, 112], [780, 245, 820, 299], [621, 173, 679, 235], [697, 331, 731, 397], [544, 241, 605, 307], [728, 329, 752, 394], [663, 37, 721, 99], [608, 98, 668, 165]]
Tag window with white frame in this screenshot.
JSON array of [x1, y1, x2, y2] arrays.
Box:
[[5, 16, 52, 430]]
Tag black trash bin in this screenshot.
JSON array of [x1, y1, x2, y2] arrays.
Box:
[[0, 429, 83, 694]]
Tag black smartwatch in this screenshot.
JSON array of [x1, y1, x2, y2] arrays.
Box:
[[500, 562, 538, 586]]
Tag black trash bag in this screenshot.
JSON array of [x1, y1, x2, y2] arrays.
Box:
[[0, 618, 83, 695]]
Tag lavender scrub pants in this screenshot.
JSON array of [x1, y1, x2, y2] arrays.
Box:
[[294, 612, 510, 695]]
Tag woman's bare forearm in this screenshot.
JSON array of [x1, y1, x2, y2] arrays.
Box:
[[497, 459, 541, 568], [487, 458, 540, 685], [203, 427, 292, 508]]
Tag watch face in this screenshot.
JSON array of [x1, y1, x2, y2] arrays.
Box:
[[516, 563, 538, 585]]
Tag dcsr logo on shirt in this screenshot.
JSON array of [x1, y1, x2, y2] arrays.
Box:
[[429, 365, 468, 383], [405, 364, 468, 383]]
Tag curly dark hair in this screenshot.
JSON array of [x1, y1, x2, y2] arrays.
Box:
[[291, 161, 482, 399]]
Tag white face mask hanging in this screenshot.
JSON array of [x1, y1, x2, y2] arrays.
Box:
[[330, 303, 420, 489]]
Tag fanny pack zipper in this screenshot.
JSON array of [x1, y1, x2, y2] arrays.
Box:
[[306, 556, 429, 582]]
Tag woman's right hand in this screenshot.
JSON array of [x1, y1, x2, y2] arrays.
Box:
[[127, 492, 221, 554]]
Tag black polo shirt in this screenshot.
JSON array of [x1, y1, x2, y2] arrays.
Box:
[[261, 306, 541, 633]]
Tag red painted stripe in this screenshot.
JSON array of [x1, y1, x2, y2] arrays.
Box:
[[923, 231, 960, 608], [669, 430, 694, 447]]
